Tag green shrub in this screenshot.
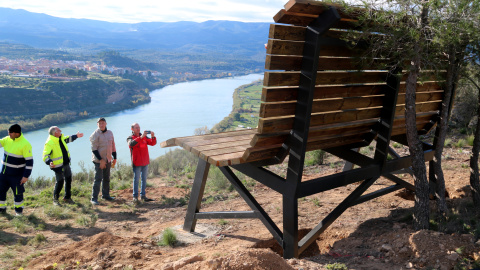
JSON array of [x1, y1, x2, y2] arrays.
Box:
[[305, 150, 326, 166], [28, 233, 47, 246], [467, 135, 475, 146], [158, 228, 177, 247], [207, 167, 230, 191], [444, 138, 452, 147], [76, 214, 98, 227], [456, 139, 466, 148], [44, 205, 73, 220]]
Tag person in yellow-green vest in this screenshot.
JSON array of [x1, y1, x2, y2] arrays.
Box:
[[0, 124, 33, 216], [43, 126, 83, 206]]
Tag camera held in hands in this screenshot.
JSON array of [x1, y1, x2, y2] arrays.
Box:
[[144, 130, 151, 134]]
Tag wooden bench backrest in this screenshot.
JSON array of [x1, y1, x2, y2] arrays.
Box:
[[242, 0, 444, 163]]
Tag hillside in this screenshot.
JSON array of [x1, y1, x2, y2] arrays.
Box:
[[0, 76, 150, 135], [0, 145, 478, 270]]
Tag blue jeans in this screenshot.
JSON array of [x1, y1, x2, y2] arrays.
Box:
[[91, 162, 111, 201], [132, 165, 148, 198]]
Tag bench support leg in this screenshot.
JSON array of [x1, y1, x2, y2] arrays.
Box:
[[183, 159, 210, 232], [283, 194, 299, 258]]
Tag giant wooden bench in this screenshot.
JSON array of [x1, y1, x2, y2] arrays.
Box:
[[161, 0, 446, 258]]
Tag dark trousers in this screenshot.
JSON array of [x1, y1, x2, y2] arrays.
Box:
[[53, 164, 72, 200], [0, 174, 25, 213], [91, 162, 111, 201]]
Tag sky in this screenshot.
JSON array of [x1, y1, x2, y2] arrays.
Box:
[[0, 0, 288, 23]]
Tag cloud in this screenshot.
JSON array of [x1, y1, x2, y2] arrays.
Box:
[[0, 0, 287, 23]]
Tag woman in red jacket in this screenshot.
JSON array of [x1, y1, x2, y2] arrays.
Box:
[[127, 123, 157, 202]]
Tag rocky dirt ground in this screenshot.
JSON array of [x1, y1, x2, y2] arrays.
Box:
[[1, 145, 480, 270]]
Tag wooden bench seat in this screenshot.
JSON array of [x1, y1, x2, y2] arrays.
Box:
[[160, 0, 449, 259]]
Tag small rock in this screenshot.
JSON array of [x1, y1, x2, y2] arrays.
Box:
[[380, 244, 393, 252], [447, 252, 459, 261], [92, 265, 102, 270], [406, 262, 414, 269], [288, 259, 298, 265], [393, 223, 402, 229], [206, 258, 222, 269], [476, 239, 480, 246], [112, 264, 123, 270], [97, 250, 106, 259], [174, 202, 181, 207], [153, 250, 162, 255], [161, 263, 174, 270]]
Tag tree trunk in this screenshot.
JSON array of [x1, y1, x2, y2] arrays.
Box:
[[405, 63, 430, 230], [431, 46, 458, 215], [468, 76, 480, 206]]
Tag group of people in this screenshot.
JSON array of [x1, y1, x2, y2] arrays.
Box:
[[0, 117, 157, 216]]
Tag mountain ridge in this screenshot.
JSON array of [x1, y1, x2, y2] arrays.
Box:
[[0, 7, 270, 55]]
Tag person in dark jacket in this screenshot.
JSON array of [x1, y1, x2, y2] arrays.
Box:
[[127, 123, 156, 203], [0, 124, 33, 216]]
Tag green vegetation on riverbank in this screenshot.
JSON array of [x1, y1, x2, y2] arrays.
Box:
[[212, 79, 262, 133]]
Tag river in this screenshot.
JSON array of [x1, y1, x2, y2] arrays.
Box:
[[23, 73, 263, 179]]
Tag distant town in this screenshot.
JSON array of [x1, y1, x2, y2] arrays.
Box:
[[0, 56, 161, 79]]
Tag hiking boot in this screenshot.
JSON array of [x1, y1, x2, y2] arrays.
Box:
[[102, 196, 115, 201], [53, 199, 61, 206], [63, 198, 75, 204], [90, 200, 100, 206], [15, 212, 23, 217], [141, 196, 154, 202], [133, 197, 139, 204]]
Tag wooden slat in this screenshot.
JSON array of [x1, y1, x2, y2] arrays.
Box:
[[243, 133, 368, 163], [266, 36, 363, 56], [268, 24, 306, 42], [260, 91, 443, 118], [251, 118, 378, 147], [284, 0, 364, 21], [273, 9, 359, 29], [398, 81, 443, 93], [268, 24, 368, 43], [262, 82, 442, 102], [179, 134, 254, 149], [394, 101, 442, 116], [259, 107, 383, 134], [264, 71, 387, 87], [208, 151, 246, 167], [396, 91, 443, 104], [243, 144, 284, 163], [198, 144, 251, 162], [190, 138, 253, 157], [161, 129, 256, 148], [260, 95, 384, 118], [262, 84, 385, 102], [259, 100, 442, 135], [266, 55, 388, 71]]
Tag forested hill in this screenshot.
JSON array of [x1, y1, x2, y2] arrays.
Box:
[[0, 7, 270, 57], [0, 77, 150, 136]]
